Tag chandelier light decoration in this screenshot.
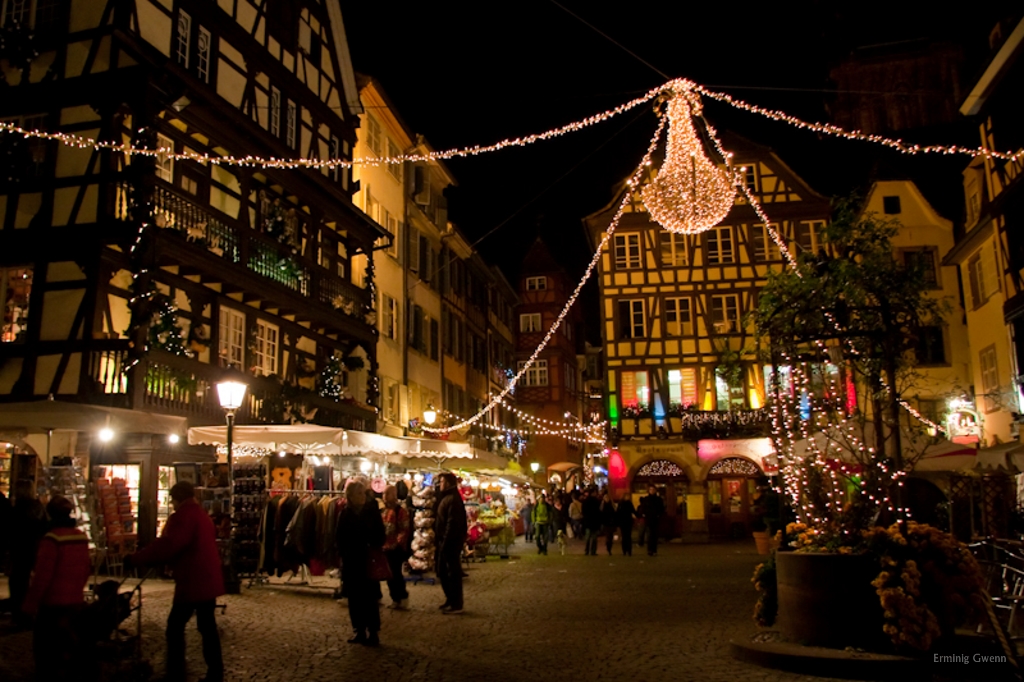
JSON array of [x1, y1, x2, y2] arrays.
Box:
[[640, 80, 737, 235]]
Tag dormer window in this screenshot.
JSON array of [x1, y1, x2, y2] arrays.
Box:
[[526, 276, 547, 291]]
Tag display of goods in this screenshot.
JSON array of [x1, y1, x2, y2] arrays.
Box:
[[411, 496, 429, 508], [408, 557, 430, 572], [414, 528, 435, 542], [414, 516, 434, 529]]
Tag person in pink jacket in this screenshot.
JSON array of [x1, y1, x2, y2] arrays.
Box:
[[23, 495, 94, 680], [130, 481, 224, 682]]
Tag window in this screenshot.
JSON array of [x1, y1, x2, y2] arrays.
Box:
[[659, 232, 687, 266], [366, 116, 381, 155], [613, 233, 641, 269], [381, 293, 398, 341], [408, 228, 420, 274], [742, 165, 758, 193], [1, 266, 32, 343], [796, 220, 827, 255], [429, 317, 439, 361], [253, 320, 279, 376], [196, 26, 212, 83], [664, 297, 693, 336], [270, 87, 281, 137], [751, 224, 781, 261], [385, 213, 400, 259], [382, 378, 399, 424], [709, 294, 739, 334], [155, 133, 174, 183], [526, 276, 547, 290], [882, 196, 901, 215], [706, 226, 734, 264], [915, 326, 946, 365], [218, 306, 245, 370], [618, 299, 645, 339], [667, 368, 698, 409], [175, 9, 191, 68], [409, 304, 425, 352], [520, 313, 542, 333], [0, 113, 49, 182], [620, 370, 649, 408], [364, 188, 379, 222], [979, 345, 999, 412], [966, 177, 981, 225], [386, 139, 402, 181], [518, 359, 549, 387], [902, 248, 939, 289], [285, 100, 297, 150], [967, 245, 999, 309]]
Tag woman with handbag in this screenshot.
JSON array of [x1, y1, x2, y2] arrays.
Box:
[[335, 480, 386, 646]]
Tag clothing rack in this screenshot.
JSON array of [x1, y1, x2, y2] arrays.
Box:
[[249, 490, 345, 594]]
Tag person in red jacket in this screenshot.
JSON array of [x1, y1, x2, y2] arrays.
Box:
[[129, 481, 224, 682], [22, 495, 94, 680]]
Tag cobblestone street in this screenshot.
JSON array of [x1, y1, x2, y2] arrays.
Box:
[[1, 539, 846, 682]]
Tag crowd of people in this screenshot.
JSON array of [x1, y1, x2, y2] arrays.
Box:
[[523, 484, 666, 557], [2, 473, 669, 680]]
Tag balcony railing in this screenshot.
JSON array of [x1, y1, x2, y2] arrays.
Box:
[[86, 345, 374, 431], [143, 184, 367, 314]]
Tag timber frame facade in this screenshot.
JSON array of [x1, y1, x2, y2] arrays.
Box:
[[584, 134, 830, 539], [0, 1, 386, 534]]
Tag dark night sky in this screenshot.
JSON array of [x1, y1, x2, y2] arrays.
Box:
[[341, 1, 1018, 334]]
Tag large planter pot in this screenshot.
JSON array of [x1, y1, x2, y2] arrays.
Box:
[[752, 531, 771, 555], [776, 551, 887, 650]]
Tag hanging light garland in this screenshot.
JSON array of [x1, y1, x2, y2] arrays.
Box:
[[641, 80, 738, 234], [432, 113, 670, 434], [2, 80, 1019, 174]]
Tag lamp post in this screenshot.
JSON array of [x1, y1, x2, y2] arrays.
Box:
[[530, 461, 540, 486], [423, 404, 437, 427], [216, 380, 246, 592]]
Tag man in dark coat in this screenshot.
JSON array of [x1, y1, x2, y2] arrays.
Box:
[[433, 473, 467, 613], [616, 491, 637, 556], [641, 485, 666, 557], [130, 481, 225, 682], [581, 489, 602, 556], [8, 479, 46, 626]]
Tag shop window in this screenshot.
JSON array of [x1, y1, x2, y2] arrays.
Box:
[[1, 266, 32, 343], [667, 368, 698, 410], [620, 370, 649, 411]]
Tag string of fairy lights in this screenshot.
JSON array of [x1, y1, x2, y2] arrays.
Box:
[[1, 79, 1019, 174], [0, 75, 985, 492]]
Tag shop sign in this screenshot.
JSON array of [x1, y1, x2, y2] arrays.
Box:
[[697, 438, 773, 460]]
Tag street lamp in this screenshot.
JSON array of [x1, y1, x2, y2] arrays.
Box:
[[530, 462, 540, 473], [423, 404, 437, 426], [216, 380, 246, 592]]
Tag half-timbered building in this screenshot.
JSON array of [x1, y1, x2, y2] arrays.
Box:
[[0, 1, 385, 540], [584, 134, 831, 540], [515, 237, 585, 485]]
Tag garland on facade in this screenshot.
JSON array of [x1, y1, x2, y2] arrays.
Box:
[[317, 354, 344, 400]]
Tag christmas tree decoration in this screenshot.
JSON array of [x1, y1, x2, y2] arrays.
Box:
[[317, 354, 344, 400], [641, 80, 738, 235]]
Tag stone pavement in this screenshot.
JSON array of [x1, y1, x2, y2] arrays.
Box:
[[0, 538, 851, 682]]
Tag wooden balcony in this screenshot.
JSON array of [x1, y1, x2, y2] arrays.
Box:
[[87, 344, 375, 430], [617, 408, 771, 440], [125, 183, 374, 343]]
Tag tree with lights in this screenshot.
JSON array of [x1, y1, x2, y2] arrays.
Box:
[[755, 198, 946, 540]]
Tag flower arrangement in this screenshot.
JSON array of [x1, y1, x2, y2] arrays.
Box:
[[620, 402, 650, 419], [753, 521, 986, 652]]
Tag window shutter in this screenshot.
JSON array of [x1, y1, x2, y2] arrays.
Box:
[[408, 229, 420, 273]]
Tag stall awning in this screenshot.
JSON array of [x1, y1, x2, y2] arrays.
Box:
[[548, 461, 582, 473], [0, 399, 187, 436], [188, 424, 345, 454]]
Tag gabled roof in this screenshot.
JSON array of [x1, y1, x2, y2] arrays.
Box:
[[520, 237, 563, 276]]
